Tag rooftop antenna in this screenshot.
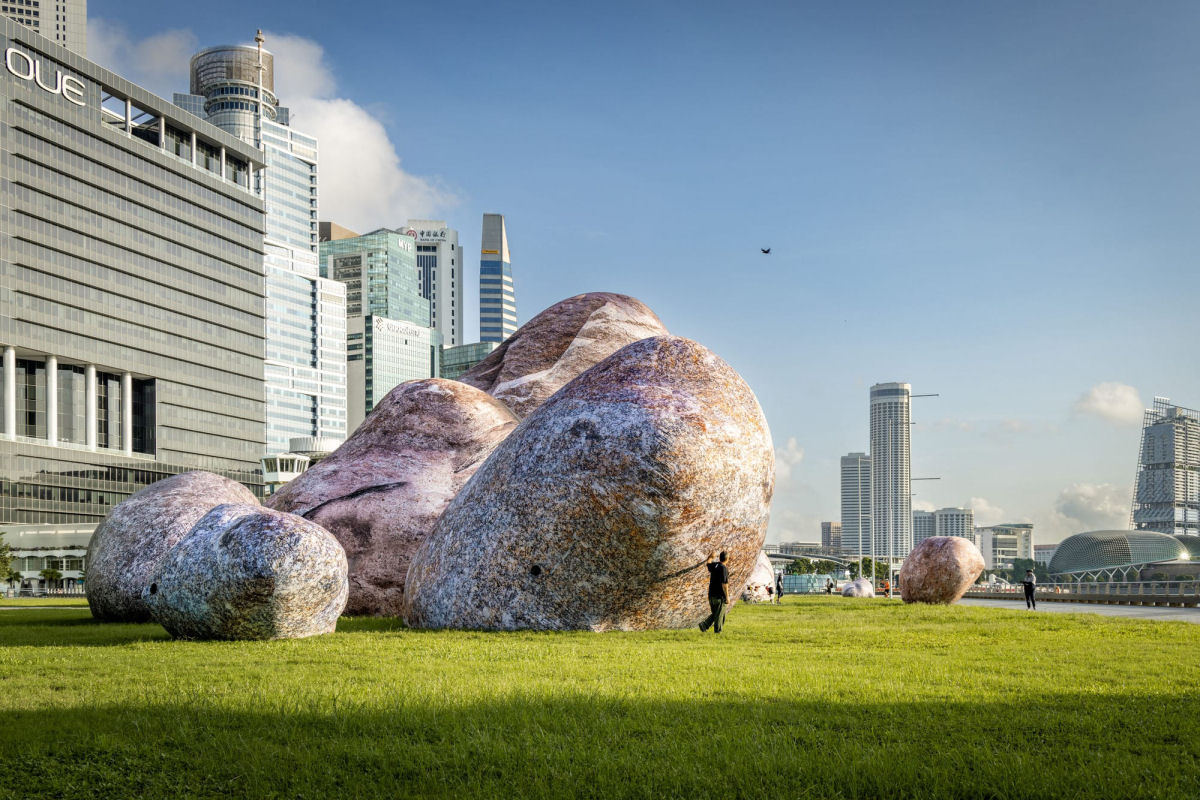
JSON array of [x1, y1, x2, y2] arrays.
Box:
[[254, 29, 266, 149]]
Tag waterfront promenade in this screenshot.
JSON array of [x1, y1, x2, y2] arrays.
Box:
[[960, 597, 1200, 624]]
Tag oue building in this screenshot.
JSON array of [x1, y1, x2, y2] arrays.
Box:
[[1, 20, 268, 587]]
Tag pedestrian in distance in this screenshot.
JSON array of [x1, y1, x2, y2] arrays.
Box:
[[1023, 569, 1037, 610], [699, 551, 730, 633], [825, 578, 833, 595], [775, 572, 784, 604], [883, 579, 891, 598]]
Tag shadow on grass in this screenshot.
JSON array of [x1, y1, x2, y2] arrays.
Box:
[[1, 693, 1197, 800]]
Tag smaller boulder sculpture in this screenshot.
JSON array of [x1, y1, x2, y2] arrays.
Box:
[[459, 292, 669, 419], [144, 504, 348, 640], [86, 471, 258, 622], [740, 552, 776, 603], [898, 536, 985, 604], [842, 578, 875, 598]]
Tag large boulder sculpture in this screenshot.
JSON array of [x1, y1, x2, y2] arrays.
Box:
[[404, 335, 775, 631], [143, 504, 348, 640], [842, 578, 875, 598], [898, 536, 985, 604], [459, 292, 669, 419], [86, 471, 258, 622], [741, 552, 776, 603], [266, 379, 519, 616]]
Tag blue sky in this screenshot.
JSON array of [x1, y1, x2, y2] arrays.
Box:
[[89, 0, 1200, 544]]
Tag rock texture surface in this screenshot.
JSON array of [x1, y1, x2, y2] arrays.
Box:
[[266, 379, 518, 616], [842, 578, 875, 598], [144, 504, 348, 640], [86, 471, 258, 622], [740, 552, 776, 603], [898, 536, 985, 604], [405, 335, 774, 631], [459, 292, 669, 419]]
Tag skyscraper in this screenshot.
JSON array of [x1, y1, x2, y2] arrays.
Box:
[[479, 213, 516, 343], [2, 0, 86, 55], [820, 521, 842, 551], [405, 220, 463, 347], [912, 510, 935, 545], [870, 382, 912, 562], [1132, 397, 1199, 537], [174, 34, 348, 457], [840, 452, 871, 556], [934, 507, 975, 543]]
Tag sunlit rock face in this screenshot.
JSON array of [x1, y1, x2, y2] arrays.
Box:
[[86, 472, 258, 622], [842, 578, 875, 598], [741, 552, 776, 603], [405, 336, 775, 631], [898, 536, 985, 604], [458, 292, 669, 419], [266, 379, 519, 616], [144, 504, 348, 640]]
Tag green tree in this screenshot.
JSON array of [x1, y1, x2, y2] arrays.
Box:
[[39, 567, 63, 593]]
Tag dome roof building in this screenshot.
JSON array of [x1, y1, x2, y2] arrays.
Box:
[[1048, 531, 1189, 579]]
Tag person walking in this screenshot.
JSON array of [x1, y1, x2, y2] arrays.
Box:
[[775, 572, 784, 604], [1022, 569, 1037, 610], [699, 551, 730, 633], [825, 578, 833, 595]]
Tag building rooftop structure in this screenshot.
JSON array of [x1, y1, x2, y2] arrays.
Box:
[[1047, 530, 1189, 579]]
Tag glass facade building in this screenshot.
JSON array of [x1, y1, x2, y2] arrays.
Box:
[[440, 341, 496, 381], [1, 19, 268, 530], [1132, 397, 1199, 537], [320, 228, 429, 325], [1, 0, 86, 55], [839, 452, 871, 557], [479, 213, 516, 343], [405, 219, 462, 347], [870, 382, 912, 561], [174, 36, 347, 457], [347, 315, 441, 431]]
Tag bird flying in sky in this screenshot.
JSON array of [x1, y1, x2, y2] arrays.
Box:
[[761, 248, 771, 254]]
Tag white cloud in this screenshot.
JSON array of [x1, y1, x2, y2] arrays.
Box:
[[773, 437, 804, 481], [912, 499, 936, 512], [966, 496, 1006, 526], [85, 22, 457, 230], [1073, 382, 1144, 426], [1052, 483, 1129, 532], [930, 418, 972, 432]]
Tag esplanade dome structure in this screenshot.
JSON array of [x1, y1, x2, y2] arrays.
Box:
[[1048, 531, 1189, 579]]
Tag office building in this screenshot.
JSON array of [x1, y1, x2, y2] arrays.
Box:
[[319, 220, 358, 242], [320, 228, 429, 324], [346, 316, 441, 431], [174, 34, 347, 458], [2, 0, 85, 55], [405, 220, 462, 347], [441, 341, 497, 381], [479, 213, 516, 343], [840, 452, 871, 556], [820, 521, 842, 551], [1033, 544, 1057, 568], [935, 507, 976, 543], [1, 20, 267, 551], [1131, 397, 1199, 537], [975, 523, 1034, 570], [912, 511, 935, 545], [870, 382, 912, 561]]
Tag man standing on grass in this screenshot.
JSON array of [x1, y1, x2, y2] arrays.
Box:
[[1023, 569, 1037, 610], [699, 551, 730, 633], [775, 572, 784, 604]]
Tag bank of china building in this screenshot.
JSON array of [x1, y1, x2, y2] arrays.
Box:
[[0, 20, 269, 584]]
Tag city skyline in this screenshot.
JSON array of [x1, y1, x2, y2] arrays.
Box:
[[81, 1, 1200, 545]]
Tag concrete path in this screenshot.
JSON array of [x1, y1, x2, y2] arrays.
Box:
[[960, 597, 1200, 624]]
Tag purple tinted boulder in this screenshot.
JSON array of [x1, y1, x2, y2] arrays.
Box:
[[899, 536, 985, 604]]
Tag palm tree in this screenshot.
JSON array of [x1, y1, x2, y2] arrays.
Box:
[[39, 568, 63, 595], [5, 568, 21, 597]]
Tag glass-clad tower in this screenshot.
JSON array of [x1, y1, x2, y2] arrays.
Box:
[[1132, 397, 1199, 536], [479, 213, 516, 343], [174, 33, 347, 457], [840, 452, 871, 557], [870, 383, 912, 561]]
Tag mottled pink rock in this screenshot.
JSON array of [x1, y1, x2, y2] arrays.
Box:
[[459, 292, 669, 418], [899, 536, 985, 604], [143, 504, 348, 640], [85, 471, 258, 622], [740, 552, 776, 603], [266, 379, 518, 616], [842, 578, 875, 598], [405, 336, 775, 631]]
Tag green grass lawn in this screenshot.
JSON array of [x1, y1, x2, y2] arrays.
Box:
[[0, 597, 89, 607], [1, 597, 1196, 799]]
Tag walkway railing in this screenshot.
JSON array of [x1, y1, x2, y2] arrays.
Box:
[[964, 581, 1200, 607]]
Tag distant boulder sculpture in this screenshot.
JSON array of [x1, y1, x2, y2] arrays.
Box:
[[741, 552, 776, 603], [459, 292, 669, 418], [842, 578, 875, 598], [266, 379, 519, 616], [898, 536, 985, 604], [86, 471, 258, 622], [405, 335, 775, 631], [144, 504, 348, 640]]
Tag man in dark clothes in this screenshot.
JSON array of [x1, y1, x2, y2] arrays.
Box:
[[699, 551, 730, 633], [775, 572, 784, 604], [1022, 569, 1037, 610]]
